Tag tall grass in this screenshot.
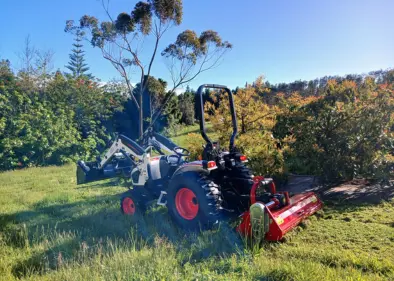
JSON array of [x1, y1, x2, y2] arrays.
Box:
[[0, 165, 393, 280]]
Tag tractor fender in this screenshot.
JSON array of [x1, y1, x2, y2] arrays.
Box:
[[171, 161, 209, 179]]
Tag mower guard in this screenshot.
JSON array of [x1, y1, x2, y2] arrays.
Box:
[[237, 177, 323, 241]]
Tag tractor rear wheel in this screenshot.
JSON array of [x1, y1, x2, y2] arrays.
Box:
[[167, 172, 223, 231]]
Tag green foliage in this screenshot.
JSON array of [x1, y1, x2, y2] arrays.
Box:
[[161, 93, 182, 135], [161, 29, 232, 65], [274, 79, 394, 181], [0, 165, 394, 280], [65, 28, 91, 78], [0, 66, 124, 170], [205, 78, 283, 176], [178, 89, 195, 125], [68, 0, 183, 48]]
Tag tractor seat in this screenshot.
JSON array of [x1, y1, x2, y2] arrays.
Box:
[[148, 154, 179, 181], [166, 154, 181, 165]]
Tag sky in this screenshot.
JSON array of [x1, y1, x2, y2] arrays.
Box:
[[1, 0, 393, 90]]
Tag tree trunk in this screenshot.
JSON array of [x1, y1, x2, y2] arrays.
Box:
[[139, 90, 143, 139], [241, 115, 246, 134]]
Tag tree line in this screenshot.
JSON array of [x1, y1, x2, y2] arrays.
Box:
[[1, 48, 393, 182], [1, 0, 393, 182], [197, 71, 394, 181]]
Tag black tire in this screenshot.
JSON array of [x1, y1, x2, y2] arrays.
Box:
[[232, 163, 254, 179], [167, 172, 223, 231], [120, 189, 147, 215], [221, 163, 254, 214]]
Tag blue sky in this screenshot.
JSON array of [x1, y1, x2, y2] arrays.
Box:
[[1, 0, 393, 89]]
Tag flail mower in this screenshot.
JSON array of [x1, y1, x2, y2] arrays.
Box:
[[76, 84, 322, 241]]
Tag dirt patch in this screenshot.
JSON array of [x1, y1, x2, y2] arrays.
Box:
[[323, 182, 394, 204], [281, 175, 394, 204], [279, 175, 321, 194]]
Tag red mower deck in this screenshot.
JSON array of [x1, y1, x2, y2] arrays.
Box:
[[237, 176, 323, 241]]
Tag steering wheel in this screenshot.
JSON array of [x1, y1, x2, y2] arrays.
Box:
[[173, 146, 190, 157]]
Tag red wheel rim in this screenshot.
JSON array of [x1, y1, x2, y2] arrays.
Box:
[[122, 197, 136, 215], [175, 188, 199, 220]]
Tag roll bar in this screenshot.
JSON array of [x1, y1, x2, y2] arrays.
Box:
[[196, 84, 238, 150]]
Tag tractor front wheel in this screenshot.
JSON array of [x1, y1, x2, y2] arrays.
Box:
[[167, 172, 222, 231], [120, 189, 146, 215]]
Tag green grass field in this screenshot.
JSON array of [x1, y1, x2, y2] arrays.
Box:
[[1, 131, 394, 280], [169, 123, 216, 147]]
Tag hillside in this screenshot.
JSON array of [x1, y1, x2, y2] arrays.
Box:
[[0, 164, 394, 281]]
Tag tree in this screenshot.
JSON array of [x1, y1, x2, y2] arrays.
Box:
[[0, 59, 13, 84], [35, 49, 55, 90], [65, 28, 91, 78], [66, 0, 231, 139], [116, 76, 167, 138], [204, 77, 283, 176], [206, 76, 274, 136], [16, 35, 55, 91], [178, 88, 195, 125], [17, 35, 36, 91]]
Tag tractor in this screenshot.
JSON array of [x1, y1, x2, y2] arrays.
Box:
[[76, 129, 223, 230], [76, 84, 322, 241]]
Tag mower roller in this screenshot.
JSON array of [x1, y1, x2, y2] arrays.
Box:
[[75, 84, 322, 241]]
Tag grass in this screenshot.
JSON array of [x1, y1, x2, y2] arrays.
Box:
[[0, 164, 394, 280], [170, 123, 216, 148]]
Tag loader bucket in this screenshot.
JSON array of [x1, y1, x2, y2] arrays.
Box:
[[237, 177, 323, 241], [76, 160, 116, 185]]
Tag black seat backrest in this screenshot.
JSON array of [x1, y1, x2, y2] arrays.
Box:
[[119, 134, 145, 156], [153, 132, 177, 152]]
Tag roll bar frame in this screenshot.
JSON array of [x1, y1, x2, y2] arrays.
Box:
[[196, 84, 238, 151]]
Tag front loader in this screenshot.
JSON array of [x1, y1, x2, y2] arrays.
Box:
[[76, 131, 223, 230]]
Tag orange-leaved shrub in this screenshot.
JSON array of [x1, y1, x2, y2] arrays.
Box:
[[274, 77, 394, 181], [197, 73, 394, 182], [204, 76, 285, 176]]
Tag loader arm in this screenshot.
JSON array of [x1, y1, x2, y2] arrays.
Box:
[[77, 134, 148, 185], [99, 134, 145, 168], [147, 132, 179, 155]]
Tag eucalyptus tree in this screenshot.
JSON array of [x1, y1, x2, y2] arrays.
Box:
[[66, 0, 231, 138]]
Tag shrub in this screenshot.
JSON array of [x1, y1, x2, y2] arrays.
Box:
[[274, 79, 394, 181], [0, 67, 123, 170], [204, 77, 284, 176]]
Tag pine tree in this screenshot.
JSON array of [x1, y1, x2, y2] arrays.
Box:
[[65, 29, 91, 78]]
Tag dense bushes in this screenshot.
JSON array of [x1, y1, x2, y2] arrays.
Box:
[[1, 54, 394, 182], [0, 61, 124, 170], [202, 74, 394, 181], [203, 79, 284, 176], [275, 78, 394, 181]]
